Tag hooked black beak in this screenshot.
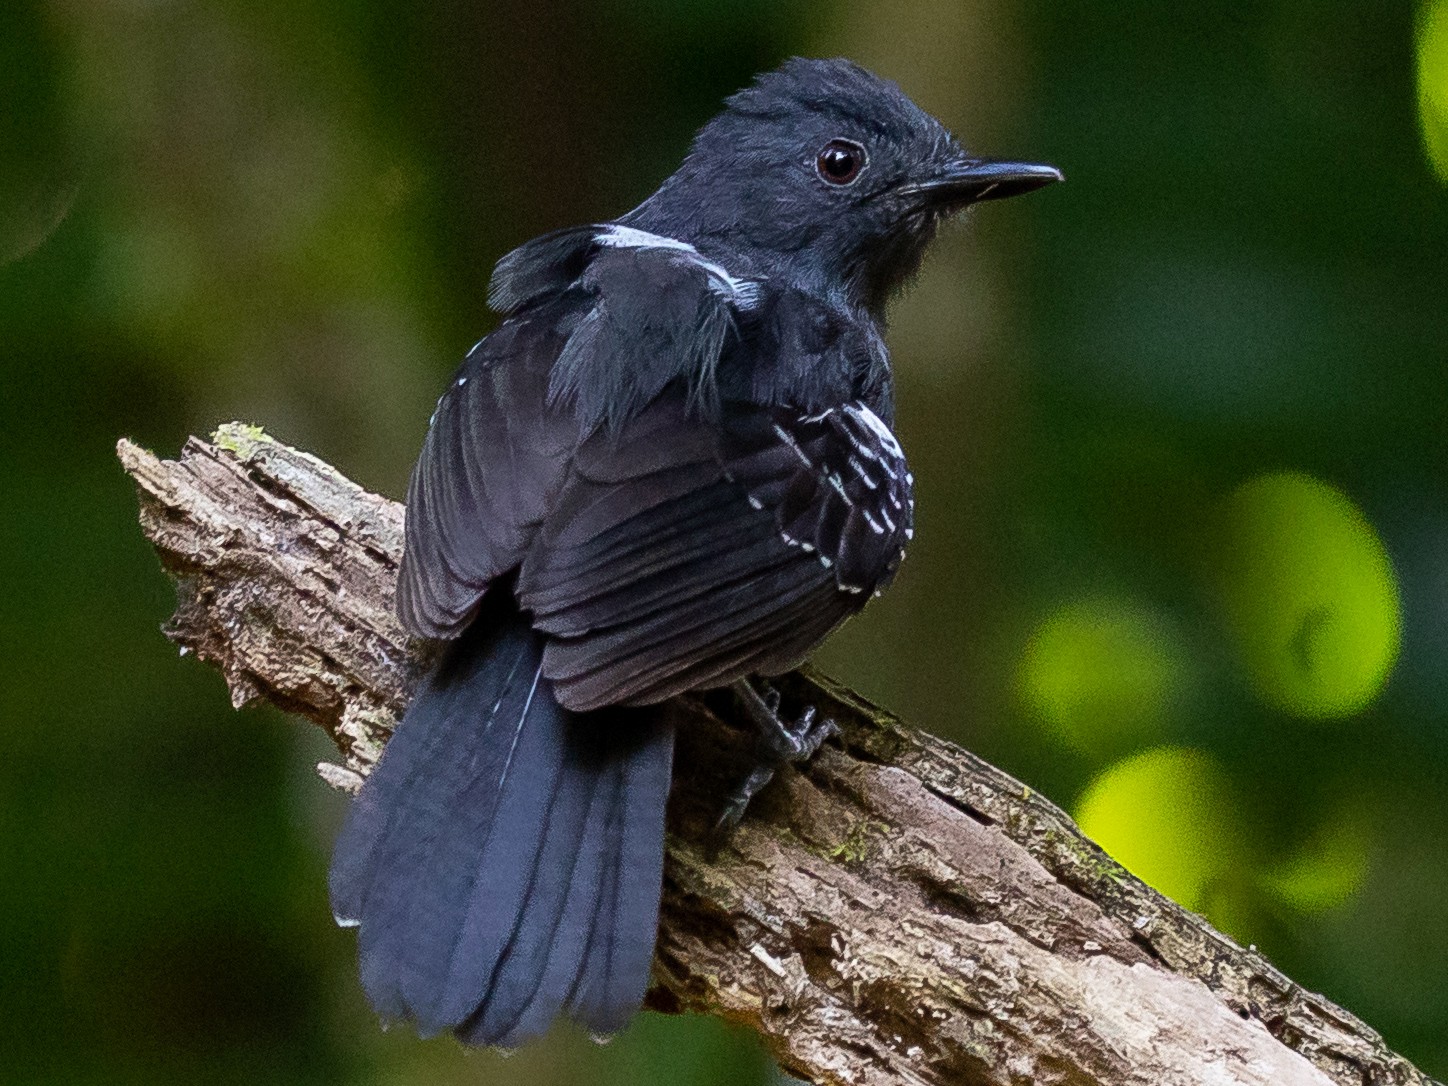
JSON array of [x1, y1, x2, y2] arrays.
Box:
[[903, 157, 1064, 207]]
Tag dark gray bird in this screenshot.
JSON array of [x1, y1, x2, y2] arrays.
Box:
[[328, 56, 1060, 1048]]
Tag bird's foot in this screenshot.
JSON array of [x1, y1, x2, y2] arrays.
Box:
[[741, 682, 839, 763], [712, 679, 838, 840]]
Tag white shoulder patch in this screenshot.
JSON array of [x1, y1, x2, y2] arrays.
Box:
[[596, 225, 758, 308]]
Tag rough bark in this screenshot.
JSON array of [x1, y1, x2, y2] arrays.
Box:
[[118, 423, 1439, 1086]]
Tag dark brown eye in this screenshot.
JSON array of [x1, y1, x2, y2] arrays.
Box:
[[816, 139, 865, 185]]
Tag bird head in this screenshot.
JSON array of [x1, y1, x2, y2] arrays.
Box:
[[631, 57, 1061, 317]]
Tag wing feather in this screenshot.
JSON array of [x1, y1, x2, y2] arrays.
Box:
[[517, 392, 909, 711], [397, 312, 578, 638]]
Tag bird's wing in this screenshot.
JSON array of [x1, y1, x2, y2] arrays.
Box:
[[398, 224, 756, 638], [396, 310, 579, 638], [518, 393, 913, 711]]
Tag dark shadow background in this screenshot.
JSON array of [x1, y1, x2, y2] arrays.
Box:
[[3, 0, 1446, 1082]]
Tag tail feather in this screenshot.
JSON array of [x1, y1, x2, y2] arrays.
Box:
[[328, 638, 502, 931], [463, 742, 617, 1046], [398, 656, 559, 1030], [333, 629, 525, 1023], [352, 625, 538, 1027], [566, 768, 623, 1027], [582, 720, 675, 1031], [433, 687, 593, 1032], [329, 598, 674, 1045]]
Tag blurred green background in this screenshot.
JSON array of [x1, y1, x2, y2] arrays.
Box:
[[4, 0, 1446, 1081]]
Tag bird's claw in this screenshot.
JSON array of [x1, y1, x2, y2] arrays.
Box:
[[769, 703, 839, 762], [711, 680, 838, 843], [762, 685, 783, 717]]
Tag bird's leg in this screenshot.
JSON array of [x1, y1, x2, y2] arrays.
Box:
[[713, 679, 839, 838]]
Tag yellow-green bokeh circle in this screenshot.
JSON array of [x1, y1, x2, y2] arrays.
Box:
[[1419, 0, 1448, 182], [1075, 747, 1241, 912], [1260, 805, 1371, 914], [1213, 472, 1400, 719], [1018, 598, 1182, 756]]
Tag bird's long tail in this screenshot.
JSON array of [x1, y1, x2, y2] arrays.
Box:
[[328, 596, 674, 1047]]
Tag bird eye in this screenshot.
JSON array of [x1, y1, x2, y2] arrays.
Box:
[[816, 139, 865, 186]]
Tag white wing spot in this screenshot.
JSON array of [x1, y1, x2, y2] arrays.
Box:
[[848, 455, 878, 487], [848, 402, 905, 458], [837, 423, 878, 462], [772, 423, 815, 468]]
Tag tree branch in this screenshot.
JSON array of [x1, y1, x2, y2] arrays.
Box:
[[118, 424, 1438, 1086]]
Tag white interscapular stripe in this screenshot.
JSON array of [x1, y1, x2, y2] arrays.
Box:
[[597, 224, 697, 255], [597, 225, 760, 307]]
